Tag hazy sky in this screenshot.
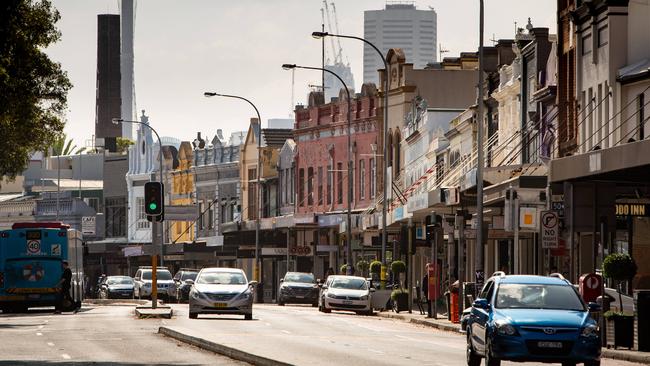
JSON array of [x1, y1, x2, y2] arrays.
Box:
[[46, 0, 556, 148]]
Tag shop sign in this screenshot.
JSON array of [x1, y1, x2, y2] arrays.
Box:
[[615, 203, 649, 217], [289, 246, 312, 256], [318, 214, 344, 227], [261, 247, 288, 256]]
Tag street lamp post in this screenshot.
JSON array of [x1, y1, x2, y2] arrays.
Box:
[[204, 92, 264, 300], [475, 0, 486, 287], [282, 63, 354, 275], [113, 117, 164, 309], [312, 31, 390, 268]]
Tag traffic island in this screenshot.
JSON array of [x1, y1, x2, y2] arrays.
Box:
[[159, 326, 292, 366], [135, 303, 173, 319]]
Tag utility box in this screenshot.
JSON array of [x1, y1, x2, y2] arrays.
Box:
[[634, 290, 650, 351]]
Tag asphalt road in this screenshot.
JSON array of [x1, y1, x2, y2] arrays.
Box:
[[0, 305, 247, 366], [164, 303, 644, 366]]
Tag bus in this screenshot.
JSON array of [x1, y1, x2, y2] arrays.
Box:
[[0, 222, 84, 313]]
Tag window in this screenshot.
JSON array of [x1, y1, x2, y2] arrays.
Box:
[[327, 164, 332, 205], [359, 159, 366, 200], [598, 26, 608, 48], [248, 168, 257, 219], [369, 158, 376, 198], [298, 168, 305, 206], [318, 167, 323, 205], [105, 197, 126, 237], [337, 162, 343, 204], [84, 197, 100, 213], [289, 167, 294, 204], [307, 167, 314, 205], [136, 197, 149, 229], [221, 203, 227, 224], [198, 202, 204, 230], [208, 206, 214, 229], [640, 93, 646, 140], [582, 34, 592, 55]]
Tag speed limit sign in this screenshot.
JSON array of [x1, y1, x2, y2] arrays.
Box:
[[27, 240, 41, 255]]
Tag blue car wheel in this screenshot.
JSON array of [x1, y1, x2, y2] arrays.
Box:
[[466, 333, 481, 366], [485, 338, 501, 366]]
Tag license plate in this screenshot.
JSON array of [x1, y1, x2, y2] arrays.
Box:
[[27, 294, 41, 299], [537, 341, 563, 349], [295, 295, 304, 299], [343, 300, 353, 305], [214, 302, 227, 308]]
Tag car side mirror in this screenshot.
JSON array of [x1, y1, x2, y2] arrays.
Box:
[[588, 302, 601, 312], [321, 285, 328, 289], [317, 278, 322, 284], [248, 280, 259, 289], [279, 279, 284, 283], [369, 288, 376, 292], [473, 298, 490, 310], [185, 279, 195, 285]]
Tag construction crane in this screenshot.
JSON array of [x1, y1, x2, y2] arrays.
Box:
[[322, 1, 337, 64], [330, 2, 349, 66]]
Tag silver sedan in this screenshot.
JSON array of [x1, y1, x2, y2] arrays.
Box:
[[188, 268, 257, 320]]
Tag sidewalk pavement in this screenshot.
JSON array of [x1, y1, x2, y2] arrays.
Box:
[[375, 310, 650, 364]]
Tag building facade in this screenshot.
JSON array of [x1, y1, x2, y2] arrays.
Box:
[[95, 14, 122, 151]]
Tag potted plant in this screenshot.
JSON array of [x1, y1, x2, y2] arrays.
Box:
[[370, 260, 382, 279], [356, 260, 369, 278], [391, 260, 407, 286], [602, 253, 637, 349], [340, 264, 350, 275]]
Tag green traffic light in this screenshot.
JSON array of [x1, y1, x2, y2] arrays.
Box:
[[149, 202, 158, 211]]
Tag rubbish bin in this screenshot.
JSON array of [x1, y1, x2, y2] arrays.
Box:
[[634, 290, 650, 351], [597, 295, 611, 347], [449, 281, 460, 323]]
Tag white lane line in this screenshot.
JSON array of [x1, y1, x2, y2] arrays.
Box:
[[281, 330, 291, 334], [367, 348, 384, 354], [61, 354, 71, 360], [36, 332, 43, 336], [38, 325, 44, 329], [47, 342, 54, 347], [264, 322, 271, 326]]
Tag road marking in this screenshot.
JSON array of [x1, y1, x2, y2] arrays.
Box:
[[36, 332, 43, 336], [281, 330, 291, 334], [47, 342, 54, 347], [367, 348, 384, 354], [264, 322, 271, 326], [61, 354, 71, 360], [38, 325, 44, 329]]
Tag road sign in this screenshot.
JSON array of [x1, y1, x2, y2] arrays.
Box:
[[26, 240, 41, 255], [519, 207, 538, 231], [540, 210, 559, 249]]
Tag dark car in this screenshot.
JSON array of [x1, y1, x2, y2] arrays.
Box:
[[466, 274, 601, 366], [278, 272, 319, 306], [169, 269, 199, 302], [98, 276, 135, 299]]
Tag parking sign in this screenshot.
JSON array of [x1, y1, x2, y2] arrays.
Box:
[[540, 211, 559, 249]]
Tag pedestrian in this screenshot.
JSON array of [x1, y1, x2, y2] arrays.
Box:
[[55, 261, 73, 314], [422, 267, 432, 317]]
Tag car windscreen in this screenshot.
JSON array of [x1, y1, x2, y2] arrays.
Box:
[[142, 270, 172, 281], [284, 273, 315, 283], [107, 277, 133, 285], [495, 283, 585, 311], [181, 272, 197, 281], [330, 278, 368, 290], [196, 271, 247, 285]]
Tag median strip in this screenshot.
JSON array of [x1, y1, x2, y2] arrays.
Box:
[[158, 326, 294, 366]]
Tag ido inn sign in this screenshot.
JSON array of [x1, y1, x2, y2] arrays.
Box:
[[615, 203, 649, 217]]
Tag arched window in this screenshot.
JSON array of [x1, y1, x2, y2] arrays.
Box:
[[394, 130, 401, 179], [387, 130, 393, 169]]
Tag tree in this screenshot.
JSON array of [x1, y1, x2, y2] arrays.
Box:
[[49, 134, 84, 156], [603, 253, 637, 315], [116, 137, 135, 154], [0, 0, 72, 178]]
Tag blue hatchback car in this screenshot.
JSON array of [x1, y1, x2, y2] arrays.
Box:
[[466, 273, 601, 366]]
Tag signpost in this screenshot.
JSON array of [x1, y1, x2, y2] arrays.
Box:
[[540, 211, 559, 249]]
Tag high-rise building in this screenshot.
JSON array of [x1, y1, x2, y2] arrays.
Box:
[[363, 2, 437, 85], [95, 14, 122, 152], [324, 63, 355, 102], [120, 0, 135, 140]]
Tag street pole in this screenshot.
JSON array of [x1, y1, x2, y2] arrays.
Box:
[[112, 117, 165, 308], [281, 64, 353, 275], [311, 32, 389, 269], [475, 0, 486, 289], [204, 92, 263, 302]]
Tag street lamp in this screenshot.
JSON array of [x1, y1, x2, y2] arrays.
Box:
[[203, 92, 264, 298], [475, 0, 486, 286], [312, 31, 390, 267], [112, 117, 164, 309], [282, 63, 353, 275]]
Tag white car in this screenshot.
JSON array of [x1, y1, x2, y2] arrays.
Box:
[[133, 267, 174, 299], [188, 267, 257, 320], [319, 275, 374, 315]]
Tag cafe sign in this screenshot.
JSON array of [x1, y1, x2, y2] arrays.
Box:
[[615, 203, 650, 217]]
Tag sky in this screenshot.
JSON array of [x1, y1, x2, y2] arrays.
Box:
[[46, 0, 556, 148]]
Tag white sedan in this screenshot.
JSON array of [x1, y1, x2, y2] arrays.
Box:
[[319, 275, 374, 315], [188, 268, 257, 320]]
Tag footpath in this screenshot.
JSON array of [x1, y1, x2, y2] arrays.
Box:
[[375, 310, 650, 365]]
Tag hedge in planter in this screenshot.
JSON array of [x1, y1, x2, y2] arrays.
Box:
[[602, 253, 637, 349], [356, 260, 369, 278]]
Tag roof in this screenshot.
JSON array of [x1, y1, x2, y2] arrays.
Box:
[[201, 267, 245, 273], [30, 179, 103, 192], [261, 128, 293, 148], [618, 58, 650, 84], [496, 275, 569, 286]]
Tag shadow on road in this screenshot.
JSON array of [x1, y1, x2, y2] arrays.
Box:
[[0, 362, 207, 366], [193, 316, 259, 322]]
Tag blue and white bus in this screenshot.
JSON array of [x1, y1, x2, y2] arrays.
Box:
[[0, 222, 84, 312]]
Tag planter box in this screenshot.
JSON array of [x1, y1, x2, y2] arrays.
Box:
[[607, 315, 634, 349], [392, 292, 409, 313]]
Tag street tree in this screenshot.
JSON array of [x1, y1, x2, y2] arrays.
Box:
[[0, 0, 71, 178]]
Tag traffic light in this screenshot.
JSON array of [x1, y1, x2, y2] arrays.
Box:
[[144, 181, 164, 222]]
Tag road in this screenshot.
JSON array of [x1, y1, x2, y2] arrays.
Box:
[[163, 303, 643, 366], [0, 305, 246, 366], [0, 303, 643, 366]]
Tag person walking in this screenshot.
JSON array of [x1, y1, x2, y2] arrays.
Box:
[[55, 261, 73, 313], [422, 266, 432, 318]]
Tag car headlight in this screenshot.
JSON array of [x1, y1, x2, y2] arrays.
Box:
[[239, 291, 252, 300], [190, 290, 201, 299], [360, 295, 369, 300], [581, 324, 599, 338], [495, 322, 518, 336], [327, 293, 336, 299]]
